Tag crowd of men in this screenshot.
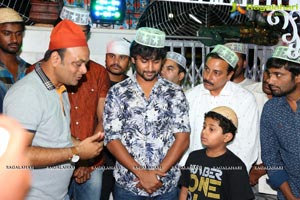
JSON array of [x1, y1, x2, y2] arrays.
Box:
[[0, 5, 299, 200]]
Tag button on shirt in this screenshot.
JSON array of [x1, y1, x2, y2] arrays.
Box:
[[104, 75, 190, 197], [181, 82, 259, 172], [261, 97, 300, 199]]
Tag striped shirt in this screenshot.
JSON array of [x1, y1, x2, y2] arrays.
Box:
[[0, 56, 30, 91]]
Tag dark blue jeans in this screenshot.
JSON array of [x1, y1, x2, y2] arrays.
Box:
[[67, 168, 104, 200], [114, 183, 178, 200]]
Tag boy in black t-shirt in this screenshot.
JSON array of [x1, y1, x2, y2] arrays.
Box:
[[179, 106, 254, 200]]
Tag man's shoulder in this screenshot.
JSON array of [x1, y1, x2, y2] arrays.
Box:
[[263, 97, 283, 110], [9, 73, 39, 91], [110, 77, 132, 90], [227, 81, 256, 99], [88, 60, 107, 72], [160, 78, 184, 92], [244, 82, 262, 93], [225, 149, 245, 164], [185, 84, 205, 98]]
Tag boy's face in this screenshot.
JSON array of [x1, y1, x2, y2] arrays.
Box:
[[201, 117, 232, 149]]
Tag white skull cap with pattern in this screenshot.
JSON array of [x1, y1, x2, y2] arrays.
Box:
[[166, 52, 186, 70], [135, 27, 166, 48], [60, 6, 90, 26], [106, 38, 130, 56], [211, 106, 238, 129], [211, 44, 239, 68], [225, 42, 247, 55], [0, 8, 23, 24], [272, 46, 300, 64]]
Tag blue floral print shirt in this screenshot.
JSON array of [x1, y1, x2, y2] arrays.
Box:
[[104, 74, 190, 196]]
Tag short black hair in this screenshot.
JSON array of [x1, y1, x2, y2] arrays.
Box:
[[130, 40, 167, 60], [178, 64, 186, 75], [266, 57, 300, 78], [205, 52, 235, 74], [204, 111, 237, 142]]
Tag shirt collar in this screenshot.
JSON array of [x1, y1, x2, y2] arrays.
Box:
[[131, 72, 163, 84], [35, 62, 56, 90]]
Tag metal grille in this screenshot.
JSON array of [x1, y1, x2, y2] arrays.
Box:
[[137, 0, 248, 37]]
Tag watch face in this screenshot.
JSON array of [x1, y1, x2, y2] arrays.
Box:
[[71, 154, 80, 163]]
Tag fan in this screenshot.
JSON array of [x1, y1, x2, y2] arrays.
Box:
[[137, 0, 248, 37]]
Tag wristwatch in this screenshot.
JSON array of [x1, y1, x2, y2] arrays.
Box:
[[70, 146, 80, 163]]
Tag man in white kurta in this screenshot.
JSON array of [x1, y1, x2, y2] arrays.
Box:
[[180, 45, 259, 172]]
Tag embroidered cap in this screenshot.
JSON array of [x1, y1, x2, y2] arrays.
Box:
[[211, 44, 239, 68], [135, 27, 166, 48], [166, 51, 186, 70], [60, 6, 90, 26], [48, 19, 88, 50], [272, 46, 300, 64], [106, 38, 130, 56], [211, 106, 238, 129], [225, 42, 247, 55], [0, 8, 23, 24]]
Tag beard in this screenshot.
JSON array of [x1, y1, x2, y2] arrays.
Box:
[[271, 84, 297, 97], [137, 70, 158, 81], [0, 43, 21, 54], [107, 64, 126, 75]]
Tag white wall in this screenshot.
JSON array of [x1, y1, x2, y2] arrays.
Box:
[[20, 26, 137, 66]]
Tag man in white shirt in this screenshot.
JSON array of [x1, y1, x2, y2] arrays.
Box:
[[180, 44, 259, 172]]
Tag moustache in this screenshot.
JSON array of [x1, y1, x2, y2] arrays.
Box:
[[269, 85, 279, 90], [8, 43, 20, 47], [109, 64, 121, 69], [203, 79, 213, 86]]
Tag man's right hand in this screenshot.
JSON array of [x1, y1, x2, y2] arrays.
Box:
[[73, 167, 91, 184], [249, 163, 266, 186], [76, 132, 104, 160], [135, 169, 166, 194]]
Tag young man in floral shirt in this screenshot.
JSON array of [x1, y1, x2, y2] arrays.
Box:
[[104, 27, 190, 199]]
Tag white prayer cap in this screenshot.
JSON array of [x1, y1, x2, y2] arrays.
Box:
[[60, 6, 90, 26], [211, 45, 239, 68], [272, 46, 300, 64], [166, 52, 186, 70], [106, 38, 130, 56], [135, 27, 165, 48], [211, 106, 238, 129], [0, 8, 23, 24], [225, 42, 247, 55]]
